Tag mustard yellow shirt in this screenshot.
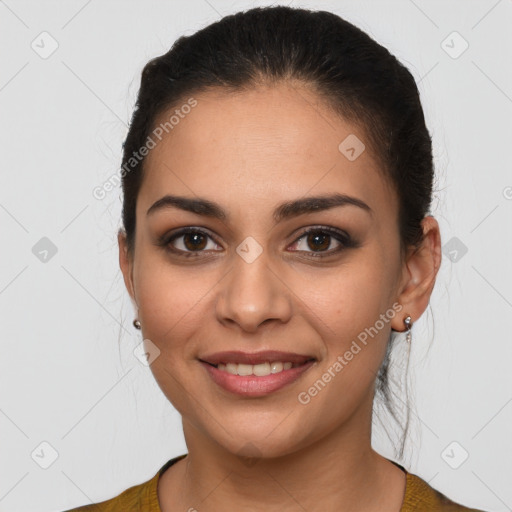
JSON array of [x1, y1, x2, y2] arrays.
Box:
[[63, 454, 485, 511]]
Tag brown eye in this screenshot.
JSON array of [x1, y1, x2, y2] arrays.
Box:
[[306, 231, 331, 252], [288, 227, 356, 258], [182, 232, 208, 251], [162, 228, 222, 256]]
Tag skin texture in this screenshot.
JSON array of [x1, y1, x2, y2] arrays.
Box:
[[118, 81, 442, 512]]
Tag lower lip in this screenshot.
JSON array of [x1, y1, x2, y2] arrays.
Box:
[[199, 360, 316, 397]]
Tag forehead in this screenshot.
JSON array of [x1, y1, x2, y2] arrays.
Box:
[[139, 82, 396, 224]]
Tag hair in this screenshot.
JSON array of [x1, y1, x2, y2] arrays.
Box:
[[118, 5, 435, 461]]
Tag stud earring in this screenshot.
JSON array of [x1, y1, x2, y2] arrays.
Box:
[[403, 314, 412, 343], [133, 319, 141, 330]]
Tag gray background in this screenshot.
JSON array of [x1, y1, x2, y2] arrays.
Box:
[[1, 0, 511, 511]]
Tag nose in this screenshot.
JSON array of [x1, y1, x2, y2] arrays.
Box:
[[215, 247, 293, 333]]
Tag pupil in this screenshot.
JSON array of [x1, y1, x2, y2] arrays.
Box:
[[308, 232, 329, 251]]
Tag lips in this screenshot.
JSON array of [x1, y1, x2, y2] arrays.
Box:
[[199, 350, 316, 366]]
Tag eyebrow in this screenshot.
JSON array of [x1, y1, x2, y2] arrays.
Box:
[[146, 193, 372, 222]]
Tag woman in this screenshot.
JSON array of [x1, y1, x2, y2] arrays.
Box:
[[66, 5, 485, 511]]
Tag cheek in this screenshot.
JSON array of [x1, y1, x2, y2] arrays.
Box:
[[303, 257, 392, 338], [133, 258, 214, 416], [299, 256, 394, 382], [133, 254, 214, 347], [295, 278, 393, 435]]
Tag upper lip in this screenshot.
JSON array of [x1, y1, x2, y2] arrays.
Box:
[[199, 350, 316, 366]]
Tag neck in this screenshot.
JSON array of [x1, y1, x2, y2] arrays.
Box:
[[158, 399, 407, 512]]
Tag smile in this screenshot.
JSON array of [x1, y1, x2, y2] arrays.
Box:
[[199, 359, 316, 397]]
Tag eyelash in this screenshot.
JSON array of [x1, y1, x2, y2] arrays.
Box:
[[157, 226, 358, 259]]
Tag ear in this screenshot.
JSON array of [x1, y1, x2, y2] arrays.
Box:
[[391, 216, 442, 332], [118, 229, 137, 307]]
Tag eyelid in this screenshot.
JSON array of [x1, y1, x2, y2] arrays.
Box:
[[290, 225, 350, 243]]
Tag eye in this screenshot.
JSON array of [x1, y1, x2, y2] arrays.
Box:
[[157, 225, 357, 259], [160, 228, 222, 257], [288, 227, 355, 257]]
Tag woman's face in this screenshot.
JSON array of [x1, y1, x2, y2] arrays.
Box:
[[120, 82, 417, 459]]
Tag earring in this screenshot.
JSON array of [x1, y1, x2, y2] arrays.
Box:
[[403, 314, 412, 343], [133, 319, 141, 330]]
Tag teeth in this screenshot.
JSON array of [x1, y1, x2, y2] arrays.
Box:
[[217, 361, 298, 376]]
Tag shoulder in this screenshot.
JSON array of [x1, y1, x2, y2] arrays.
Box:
[[62, 454, 187, 512], [62, 472, 159, 512], [403, 472, 487, 511]]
